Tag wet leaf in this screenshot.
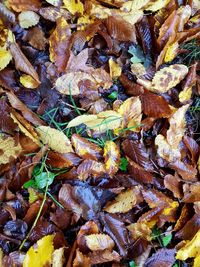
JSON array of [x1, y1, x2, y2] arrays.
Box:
[[0, 47, 12, 71], [104, 140, 120, 176], [104, 187, 143, 213], [89, 249, 121, 265], [145, 248, 176, 267], [63, 0, 84, 15], [0, 135, 22, 164], [20, 74, 39, 89], [127, 222, 152, 241], [36, 126, 73, 153], [85, 234, 115, 251], [77, 159, 106, 180], [18, 11, 40, 29], [23, 235, 54, 267], [8, 0, 41, 12]]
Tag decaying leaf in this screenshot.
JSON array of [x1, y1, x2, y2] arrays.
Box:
[[109, 58, 122, 79], [73, 249, 91, 267], [85, 234, 115, 251], [36, 126, 73, 153], [89, 250, 121, 265], [127, 222, 152, 241], [18, 11, 40, 29], [63, 0, 84, 15], [0, 135, 22, 164], [19, 74, 39, 89], [104, 141, 120, 176], [52, 247, 65, 267], [8, 0, 41, 12], [176, 229, 200, 267], [151, 64, 188, 93], [77, 159, 106, 180], [104, 187, 143, 213], [49, 17, 71, 72], [23, 235, 54, 267], [0, 46, 12, 71]]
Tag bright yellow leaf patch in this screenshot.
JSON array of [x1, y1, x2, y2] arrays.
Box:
[[0, 47, 12, 71]]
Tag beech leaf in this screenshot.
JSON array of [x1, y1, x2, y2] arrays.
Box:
[[104, 140, 120, 176], [85, 234, 115, 251], [0, 135, 22, 164], [0, 47, 12, 71], [18, 11, 40, 29]]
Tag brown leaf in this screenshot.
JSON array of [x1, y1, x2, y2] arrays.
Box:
[[89, 250, 121, 265], [174, 204, 190, 232], [105, 16, 136, 42], [127, 158, 153, 184], [122, 139, 154, 171], [0, 98, 17, 135], [77, 159, 106, 180], [103, 141, 120, 176], [39, 7, 71, 22], [104, 187, 143, 213], [66, 49, 93, 72], [169, 160, 197, 181], [100, 213, 130, 257], [183, 135, 199, 164], [144, 248, 176, 267], [49, 17, 71, 72], [182, 183, 200, 203], [58, 184, 82, 223], [50, 208, 71, 230], [73, 249, 91, 267], [127, 222, 152, 241], [9, 42, 40, 83], [140, 91, 173, 118], [164, 174, 183, 198], [71, 134, 102, 161], [119, 74, 144, 96], [24, 27, 47, 50], [85, 234, 115, 251], [46, 151, 82, 168], [176, 214, 200, 241], [8, 0, 41, 12]]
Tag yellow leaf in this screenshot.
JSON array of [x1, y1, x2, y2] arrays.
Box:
[[164, 42, 179, 63], [85, 234, 115, 251], [0, 134, 22, 164], [145, 0, 170, 12], [109, 58, 122, 79], [20, 74, 39, 89], [0, 248, 3, 266], [77, 15, 95, 30], [0, 47, 12, 71], [127, 222, 152, 241], [176, 229, 200, 266], [131, 63, 146, 77], [18, 11, 40, 29], [179, 87, 192, 103], [104, 140, 120, 176], [23, 235, 54, 267], [104, 187, 142, 213], [67, 114, 98, 129], [52, 247, 65, 267], [120, 0, 150, 12], [36, 126, 73, 153], [117, 96, 142, 131], [152, 64, 188, 93], [63, 0, 84, 15]]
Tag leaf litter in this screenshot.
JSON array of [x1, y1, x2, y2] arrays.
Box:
[[0, 0, 200, 266]]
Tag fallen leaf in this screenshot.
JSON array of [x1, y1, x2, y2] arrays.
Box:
[[71, 134, 102, 161], [145, 0, 170, 12], [169, 160, 197, 181], [9, 42, 40, 83], [77, 159, 106, 180], [164, 42, 179, 63], [8, 0, 41, 12], [52, 247, 65, 267], [85, 234, 115, 251], [24, 27, 47, 50], [63, 0, 84, 15], [104, 141, 120, 176], [104, 187, 143, 213], [73, 249, 91, 267], [0, 46, 12, 71], [109, 58, 122, 79], [23, 235, 54, 267], [145, 248, 176, 267], [151, 64, 188, 93], [127, 222, 152, 241], [164, 174, 182, 198], [36, 126, 73, 153], [0, 135, 22, 164], [18, 11, 40, 29], [49, 17, 71, 72], [89, 250, 121, 265], [19, 74, 39, 89], [176, 229, 200, 267]]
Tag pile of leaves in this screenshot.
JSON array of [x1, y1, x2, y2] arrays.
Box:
[[0, 0, 200, 266]]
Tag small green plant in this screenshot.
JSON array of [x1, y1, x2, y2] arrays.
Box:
[[129, 260, 137, 267], [108, 91, 118, 100], [128, 45, 152, 67], [119, 157, 128, 171], [151, 227, 172, 247], [181, 39, 200, 65]]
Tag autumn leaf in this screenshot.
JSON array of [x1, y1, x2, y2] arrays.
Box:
[[73, 249, 91, 267], [63, 0, 84, 15], [23, 235, 54, 267], [127, 222, 152, 241], [18, 11, 40, 29], [52, 247, 65, 267], [104, 187, 143, 213], [108, 58, 122, 79], [176, 229, 200, 267], [20, 74, 39, 89], [77, 159, 106, 180], [103, 141, 120, 176], [85, 234, 115, 251], [0, 46, 12, 71], [36, 126, 73, 153], [0, 134, 22, 164], [8, 0, 41, 12], [49, 17, 71, 72]]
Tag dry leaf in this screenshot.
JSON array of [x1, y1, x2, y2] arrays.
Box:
[[0, 46, 12, 71], [85, 234, 115, 251], [49, 17, 71, 72], [127, 222, 152, 241], [104, 187, 143, 213], [73, 249, 91, 267], [20, 74, 39, 89], [145, 0, 170, 12], [18, 11, 40, 29], [109, 58, 122, 79], [25, 27, 47, 50], [63, 0, 84, 15], [23, 235, 54, 267], [9, 42, 40, 83], [89, 250, 121, 265], [36, 126, 73, 153], [52, 247, 65, 267], [164, 42, 179, 63], [71, 134, 102, 161], [176, 229, 200, 267], [8, 0, 41, 12], [151, 64, 188, 93], [0, 135, 22, 164], [77, 159, 106, 180], [104, 140, 120, 176]]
